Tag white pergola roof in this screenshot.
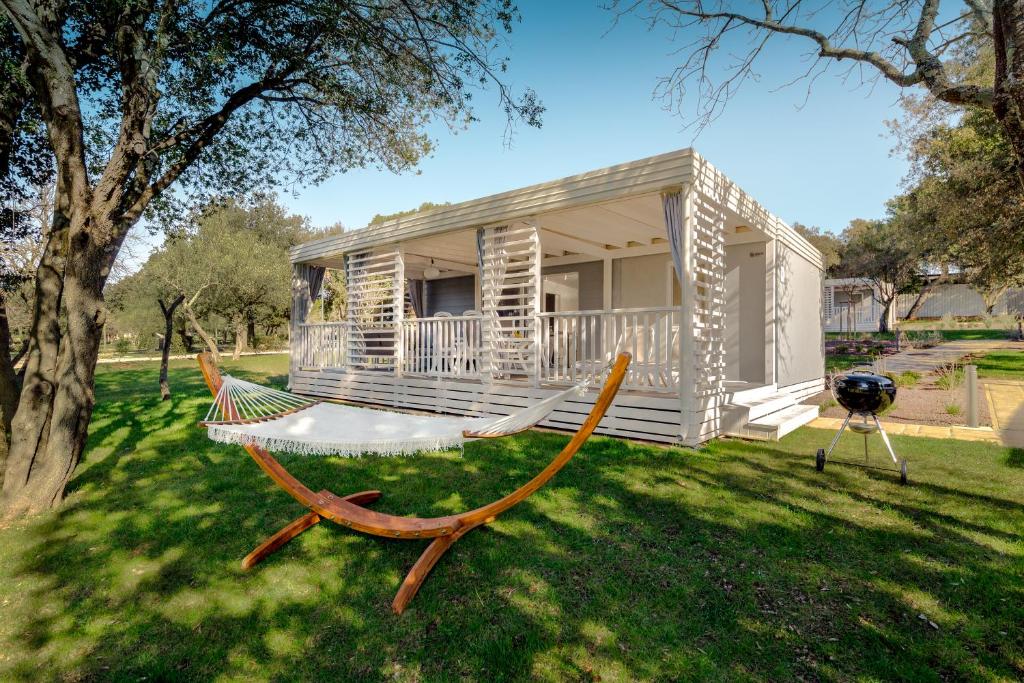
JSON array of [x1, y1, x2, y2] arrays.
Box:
[[291, 148, 822, 270]]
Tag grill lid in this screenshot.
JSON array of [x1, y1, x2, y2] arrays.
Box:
[[833, 371, 896, 415]]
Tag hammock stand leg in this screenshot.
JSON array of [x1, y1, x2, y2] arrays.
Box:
[[197, 351, 631, 615], [392, 534, 458, 614], [242, 511, 320, 570], [242, 489, 383, 570]]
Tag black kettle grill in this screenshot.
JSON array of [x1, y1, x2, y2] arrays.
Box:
[[816, 370, 908, 484]]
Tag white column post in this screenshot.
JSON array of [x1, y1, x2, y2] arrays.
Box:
[[678, 186, 696, 444], [394, 247, 405, 379], [602, 258, 613, 310], [764, 236, 777, 386], [530, 222, 543, 387], [289, 263, 311, 388]]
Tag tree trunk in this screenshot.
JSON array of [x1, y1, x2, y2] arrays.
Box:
[[1, 196, 116, 518], [177, 323, 194, 353], [981, 285, 1008, 316], [903, 282, 934, 321], [182, 303, 220, 365], [993, 0, 1024, 189], [1, 206, 68, 517], [879, 299, 894, 334], [158, 295, 184, 400], [0, 295, 20, 487], [233, 318, 247, 361], [247, 317, 256, 349]]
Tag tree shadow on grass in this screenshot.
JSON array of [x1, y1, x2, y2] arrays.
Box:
[[2, 366, 1023, 681], [1007, 448, 1024, 468]]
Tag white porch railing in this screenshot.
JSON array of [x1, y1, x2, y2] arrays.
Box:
[[538, 307, 681, 392], [401, 315, 483, 378], [295, 322, 347, 369], [297, 307, 682, 392]]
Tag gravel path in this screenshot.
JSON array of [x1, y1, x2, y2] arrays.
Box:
[[872, 339, 1022, 375], [808, 382, 992, 427]]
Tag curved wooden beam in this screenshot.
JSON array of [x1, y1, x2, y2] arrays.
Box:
[[195, 351, 632, 613], [391, 535, 457, 614], [241, 490, 383, 570]]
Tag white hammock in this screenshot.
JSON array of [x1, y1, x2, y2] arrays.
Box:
[[202, 374, 593, 457]]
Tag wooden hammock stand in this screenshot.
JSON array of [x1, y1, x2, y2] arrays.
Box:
[[197, 351, 631, 614]]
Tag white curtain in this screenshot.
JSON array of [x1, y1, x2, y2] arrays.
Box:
[[407, 278, 425, 318], [292, 263, 326, 325], [663, 191, 685, 286], [289, 263, 326, 387]]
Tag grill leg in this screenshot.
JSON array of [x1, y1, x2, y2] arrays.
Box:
[[825, 412, 853, 460], [872, 414, 900, 466], [863, 415, 870, 462]]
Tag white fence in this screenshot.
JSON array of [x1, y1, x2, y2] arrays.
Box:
[[298, 307, 682, 393], [295, 322, 346, 369], [400, 315, 483, 378], [538, 307, 681, 392]]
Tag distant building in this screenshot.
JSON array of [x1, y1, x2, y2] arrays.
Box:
[[896, 283, 1024, 319], [824, 278, 895, 333]]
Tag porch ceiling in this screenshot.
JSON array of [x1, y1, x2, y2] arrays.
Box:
[[397, 193, 671, 279], [309, 190, 770, 277]]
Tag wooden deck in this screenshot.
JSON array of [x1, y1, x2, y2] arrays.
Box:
[[291, 367, 685, 443]]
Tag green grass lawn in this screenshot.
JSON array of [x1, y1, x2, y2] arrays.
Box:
[[974, 350, 1024, 381], [1, 356, 1022, 681], [826, 353, 876, 373]]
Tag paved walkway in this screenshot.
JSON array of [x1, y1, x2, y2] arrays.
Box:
[[807, 416, 999, 443], [96, 350, 288, 365], [873, 339, 1022, 375], [982, 379, 1024, 448]]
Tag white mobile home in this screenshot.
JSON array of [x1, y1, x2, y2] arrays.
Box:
[[288, 149, 825, 446], [824, 278, 895, 333]]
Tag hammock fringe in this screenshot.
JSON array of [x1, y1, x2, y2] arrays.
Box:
[[206, 424, 467, 458], [202, 365, 608, 457]]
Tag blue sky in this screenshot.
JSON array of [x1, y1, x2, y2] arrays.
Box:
[[279, 1, 910, 236]]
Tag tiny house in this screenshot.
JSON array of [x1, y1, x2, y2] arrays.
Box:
[[288, 149, 825, 446], [824, 278, 895, 333]]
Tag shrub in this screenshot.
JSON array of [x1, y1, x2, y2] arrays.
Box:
[[939, 312, 958, 330], [833, 345, 849, 355], [884, 370, 921, 388], [819, 398, 838, 413], [915, 330, 942, 348], [114, 337, 132, 356], [253, 332, 288, 351], [945, 403, 962, 416], [935, 361, 965, 390]]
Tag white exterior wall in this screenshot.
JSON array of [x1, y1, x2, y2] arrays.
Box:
[[777, 245, 825, 387], [724, 243, 768, 383], [612, 253, 675, 308]]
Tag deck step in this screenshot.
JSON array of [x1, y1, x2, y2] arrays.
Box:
[[720, 392, 796, 435], [724, 382, 779, 404], [736, 394, 797, 422], [742, 404, 820, 441]]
